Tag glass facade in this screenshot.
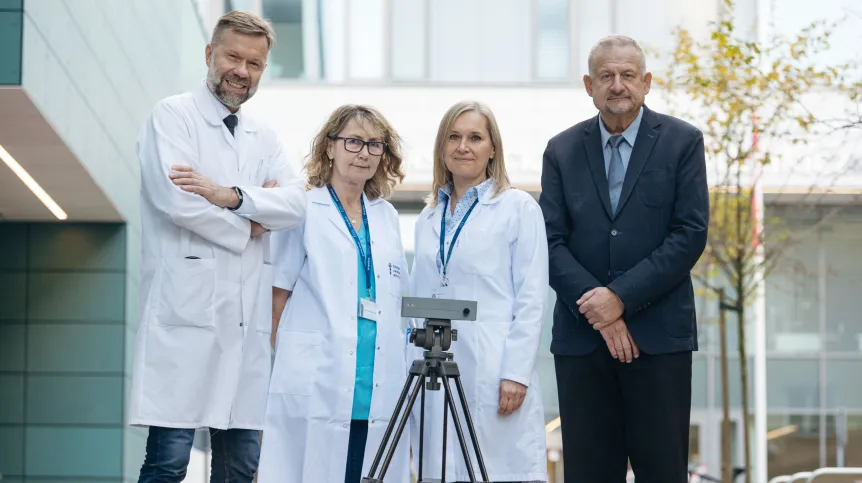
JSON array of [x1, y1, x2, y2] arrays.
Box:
[[0, 223, 129, 482], [0, 0, 22, 86], [762, 205, 862, 477]]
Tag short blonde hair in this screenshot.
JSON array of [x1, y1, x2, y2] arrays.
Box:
[[427, 101, 511, 207], [306, 105, 405, 200], [212, 11, 276, 50]]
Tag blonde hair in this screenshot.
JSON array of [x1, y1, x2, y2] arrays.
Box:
[[306, 105, 405, 200], [427, 101, 511, 207], [212, 11, 276, 50]]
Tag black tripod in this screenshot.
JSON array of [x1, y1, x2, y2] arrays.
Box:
[[361, 318, 490, 483]]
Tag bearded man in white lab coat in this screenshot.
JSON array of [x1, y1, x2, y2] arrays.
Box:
[[129, 10, 307, 483]]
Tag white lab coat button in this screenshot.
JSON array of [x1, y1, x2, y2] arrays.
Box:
[[350, 316, 355, 320], [349, 351, 354, 355], [342, 423, 348, 429]]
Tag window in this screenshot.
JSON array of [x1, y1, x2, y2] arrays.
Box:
[[825, 359, 862, 409], [765, 208, 822, 354], [262, 0, 305, 79], [534, 0, 569, 81], [390, 0, 427, 80], [389, 0, 571, 83], [823, 218, 862, 353], [346, 0, 385, 80], [767, 359, 820, 409]]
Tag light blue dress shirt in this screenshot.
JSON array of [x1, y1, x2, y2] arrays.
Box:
[[436, 178, 494, 273], [598, 106, 644, 176], [351, 221, 377, 420]]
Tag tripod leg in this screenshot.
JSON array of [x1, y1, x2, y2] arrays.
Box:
[[441, 375, 478, 483], [374, 374, 425, 480], [418, 379, 426, 482], [366, 373, 417, 477], [442, 389, 448, 482], [454, 376, 489, 482]]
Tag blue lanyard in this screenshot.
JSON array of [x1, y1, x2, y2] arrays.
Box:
[[327, 185, 373, 297], [438, 197, 479, 286]]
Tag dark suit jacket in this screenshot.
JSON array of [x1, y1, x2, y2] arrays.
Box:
[[539, 105, 708, 356]]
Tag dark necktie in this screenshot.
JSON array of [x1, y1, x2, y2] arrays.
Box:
[[223, 114, 238, 137], [608, 134, 626, 215]]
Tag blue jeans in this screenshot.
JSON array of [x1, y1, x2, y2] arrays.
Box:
[[138, 426, 261, 483]]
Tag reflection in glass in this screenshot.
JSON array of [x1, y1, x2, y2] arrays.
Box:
[[767, 359, 819, 409], [262, 0, 305, 79], [824, 219, 862, 353], [767, 414, 822, 478], [535, 0, 569, 80], [692, 356, 707, 408], [840, 415, 862, 468], [391, 0, 426, 80], [715, 358, 754, 408], [689, 424, 701, 462], [825, 359, 862, 409], [764, 209, 821, 354]]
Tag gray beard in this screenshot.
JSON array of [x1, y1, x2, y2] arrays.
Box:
[[206, 68, 257, 109], [607, 100, 635, 115]]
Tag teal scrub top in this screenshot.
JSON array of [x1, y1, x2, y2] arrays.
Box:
[[351, 222, 377, 420]]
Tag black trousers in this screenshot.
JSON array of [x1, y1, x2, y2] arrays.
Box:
[[555, 349, 692, 483], [345, 420, 369, 483]]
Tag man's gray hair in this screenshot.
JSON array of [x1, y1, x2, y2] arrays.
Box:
[[587, 35, 647, 76]]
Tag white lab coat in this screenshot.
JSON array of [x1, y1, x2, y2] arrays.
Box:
[[257, 186, 412, 483], [409, 185, 549, 482], [128, 82, 307, 430]]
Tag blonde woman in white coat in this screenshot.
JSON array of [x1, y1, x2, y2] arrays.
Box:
[[409, 101, 550, 483], [257, 105, 411, 483]]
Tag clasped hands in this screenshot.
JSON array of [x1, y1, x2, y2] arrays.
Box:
[[577, 287, 640, 363], [169, 165, 276, 237]]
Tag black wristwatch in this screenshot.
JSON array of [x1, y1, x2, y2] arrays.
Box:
[[228, 186, 244, 211]]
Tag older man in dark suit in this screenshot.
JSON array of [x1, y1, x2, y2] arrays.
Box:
[[539, 35, 709, 483]]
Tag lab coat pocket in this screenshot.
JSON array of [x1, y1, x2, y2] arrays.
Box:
[[270, 330, 324, 395], [256, 263, 275, 334], [461, 230, 506, 276], [156, 258, 216, 328]]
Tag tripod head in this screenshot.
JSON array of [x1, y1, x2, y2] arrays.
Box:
[[403, 296, 477, 354], [410, 318, 455, 353]]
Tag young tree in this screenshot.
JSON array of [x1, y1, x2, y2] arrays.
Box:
[[657, 1, 856, 481]]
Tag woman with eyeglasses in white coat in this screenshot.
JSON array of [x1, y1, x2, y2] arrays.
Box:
[[408, 101, 549, 483], [257, 105, 411, 483]]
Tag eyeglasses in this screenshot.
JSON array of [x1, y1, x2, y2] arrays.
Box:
[[329, 136, 387, 156]]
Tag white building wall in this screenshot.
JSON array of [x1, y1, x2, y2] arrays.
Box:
[[20, 1, 209, 479]]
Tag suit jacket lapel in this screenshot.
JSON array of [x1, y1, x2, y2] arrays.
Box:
[[615, 106, 661, 217], [584, 117, 613, 219]]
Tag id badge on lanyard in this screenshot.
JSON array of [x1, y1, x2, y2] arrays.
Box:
[[328, 186, 378, 322], [435, 197, 478, 299]]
